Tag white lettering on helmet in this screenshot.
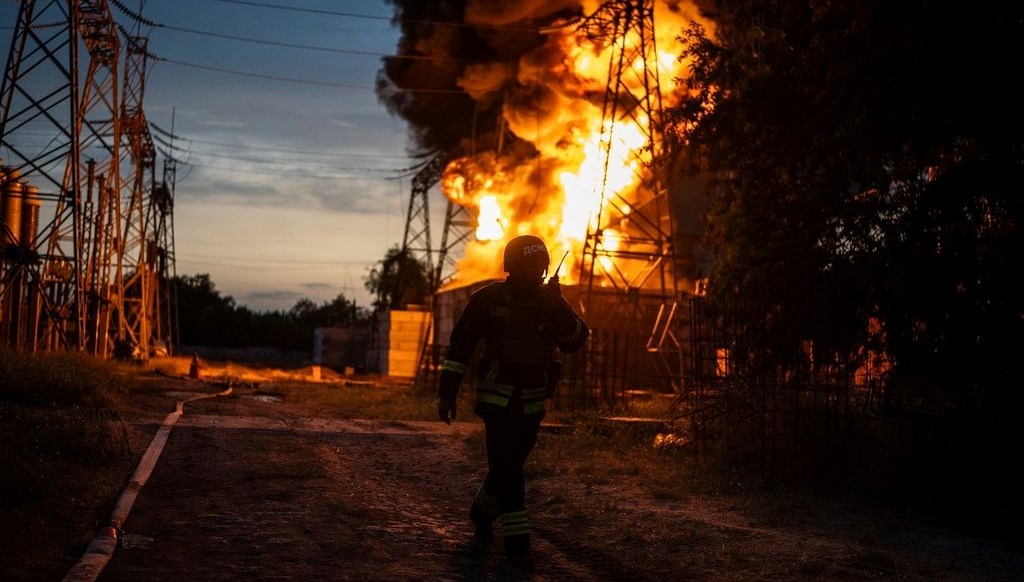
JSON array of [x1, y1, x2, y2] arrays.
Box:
[[522, 243, 546, 256]]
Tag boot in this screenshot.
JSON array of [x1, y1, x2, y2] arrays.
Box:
[[504, 534, 533, 569], [470, 502, 494, 544]]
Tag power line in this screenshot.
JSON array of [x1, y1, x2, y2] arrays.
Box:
[[208, 0, 542, 33], [159, 23, 385, 56], [210, 0, 392, 22], [156, 23, 463, 63], [186, 147, 413, 174], [176, 258, 369, 272], [155, 57, 372, 89], [158, 133, 412, 160], [183, 160, 402, 180], [177, 251, 376, 266], [155, 56, 468, 93], [109, 0, 158, 28]]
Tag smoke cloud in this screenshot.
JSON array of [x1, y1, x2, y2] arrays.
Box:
[[376, 0, 716, 286]]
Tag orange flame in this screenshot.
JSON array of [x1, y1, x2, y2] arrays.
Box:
[[440, 1, 714, 290]]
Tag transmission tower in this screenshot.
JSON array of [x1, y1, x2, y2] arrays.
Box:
[[400, 153, 444, 291], [402, 149, 483, 293], [119, 32, 158, 358], [574, 0, 684, 392], [401, 148, 477, 388], [153, 127, 179, 355], [0, 0, 160, 357]]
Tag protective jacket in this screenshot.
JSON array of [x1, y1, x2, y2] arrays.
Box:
[[437, 276, 588, 417]]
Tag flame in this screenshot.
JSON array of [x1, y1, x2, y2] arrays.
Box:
[[440, 1, 715, 290], [597, 228, 620, 275], [476, 195, 505, 240]]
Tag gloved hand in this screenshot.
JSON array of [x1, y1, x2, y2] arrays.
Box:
[[543, 273, 562, 298], [437, 398, 457, 425]]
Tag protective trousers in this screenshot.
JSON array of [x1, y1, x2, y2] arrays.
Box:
[[472, 401, 542, 556]]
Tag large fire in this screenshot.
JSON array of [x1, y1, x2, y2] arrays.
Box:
[[439, 0, 714, 289]]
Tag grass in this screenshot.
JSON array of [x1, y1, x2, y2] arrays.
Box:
[[0, 348, 140, 503], [0, 348, 152, 581], [149, 354, 451, 420], [0, 347, 133, 407], [529, 414, 697, 501]]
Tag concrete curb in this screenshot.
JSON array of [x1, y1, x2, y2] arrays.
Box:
[[61, 386, 233, 582]]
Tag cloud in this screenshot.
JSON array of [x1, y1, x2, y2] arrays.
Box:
[[300, 282, 338, 292], [242, 290, 305, 311]]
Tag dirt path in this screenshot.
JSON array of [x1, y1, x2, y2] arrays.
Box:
[[84, 381, 1024, 582], [98, 413, 610, 581]]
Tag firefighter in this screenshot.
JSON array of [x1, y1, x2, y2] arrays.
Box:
[[436, 234, 589, 567]]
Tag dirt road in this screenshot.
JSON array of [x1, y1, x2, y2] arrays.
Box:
[[97, 412, 620, 582], [83, 378, 1024, 581]]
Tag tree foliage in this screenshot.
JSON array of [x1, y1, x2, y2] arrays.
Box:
[[669, 2, 1024, 415], [173, 274, 369, 351], [363, 245, 431, 311]]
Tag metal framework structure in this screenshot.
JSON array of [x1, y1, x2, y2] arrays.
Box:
[[400, 152, 444, 291], [400, 149, 477, 389], [0, 0, 171, 357], [408, 1, 688, 399], [400, 149, 479, 294], [573, 0, 685, 393], [119, 32, 156, 357], [151, 155, 176, 354]]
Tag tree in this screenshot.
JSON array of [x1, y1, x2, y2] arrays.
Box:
[[173, 274, 370, 351], [667, 2, 1024, 516], [670, 2, 1024, 398], [173, 273, 246, 347], [318, 293, 368, 326], [364, 245, 430, 311]]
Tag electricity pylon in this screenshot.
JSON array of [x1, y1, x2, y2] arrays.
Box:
[[153, 140, 178, 355], [574, 0, 684, 392], [400, 153, 443, 291], [401, 150, 477, 292], [119, 32, 157, 358], [0, 0, 151, 356]]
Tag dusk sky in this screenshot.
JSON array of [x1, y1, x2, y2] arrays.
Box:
[[1, 0, 421, 312]]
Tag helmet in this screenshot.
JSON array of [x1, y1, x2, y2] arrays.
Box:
[[503, 235, 549, 275]]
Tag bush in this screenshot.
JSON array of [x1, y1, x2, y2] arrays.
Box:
[[0, 348, 134, 503], [0, 348, 131, 407]]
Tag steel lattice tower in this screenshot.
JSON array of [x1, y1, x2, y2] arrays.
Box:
[[400, 150, 478, 294], [400, 153, 444, 291], [574, 0, 684, 392], [154, 143, 178, 354], [119, 32, 157, 358], [402, 149, 476, 388], [0, 0, 159, 356]]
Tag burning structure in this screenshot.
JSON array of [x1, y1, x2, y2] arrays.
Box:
[[377, 0, 717, 403]]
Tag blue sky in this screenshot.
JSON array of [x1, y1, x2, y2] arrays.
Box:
[[1, 0, 422, 312]]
